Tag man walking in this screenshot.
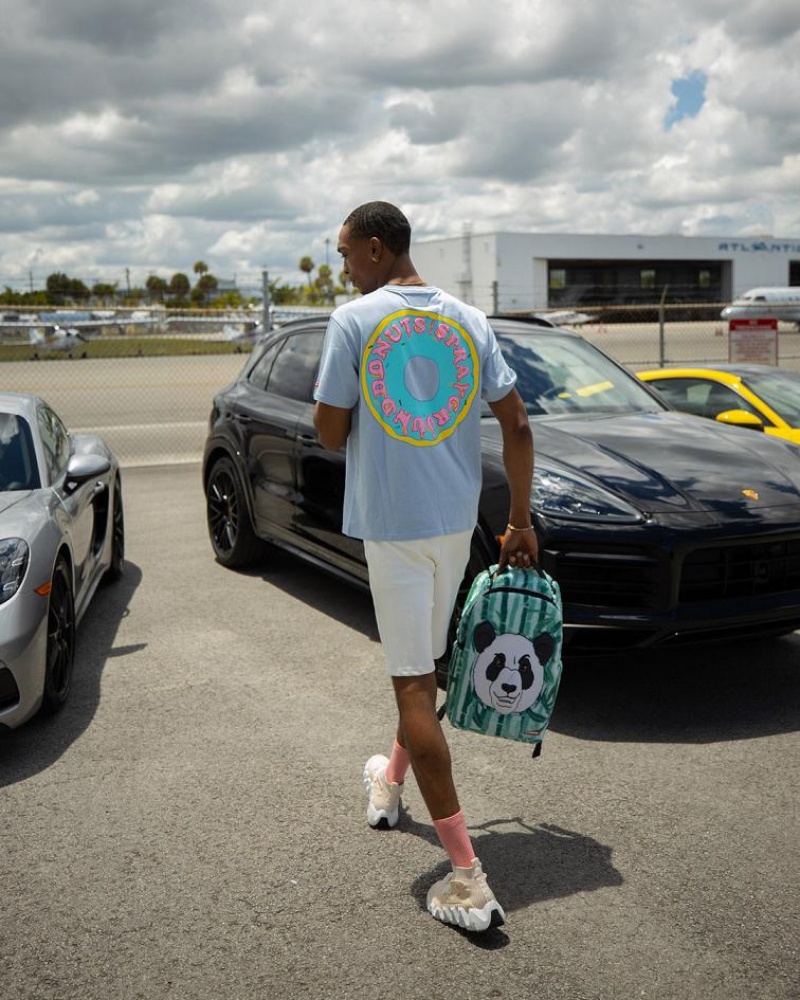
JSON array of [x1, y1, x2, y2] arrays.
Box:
[[313, 201, 537, 932]]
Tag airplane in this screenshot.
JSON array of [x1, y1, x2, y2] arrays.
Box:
[[720, 287, 800, 324], [220, 320, 267, 352], [27, 325, 89, 358], [533, 309, 593, 327], [0, 309, 163, 342]]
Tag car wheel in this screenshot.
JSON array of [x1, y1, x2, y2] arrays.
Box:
[[206, 456, 265, 568], [105, 479, 125, 582], [41, 558, 76, 714]]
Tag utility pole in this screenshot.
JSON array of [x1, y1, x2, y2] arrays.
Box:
[[262, 270, 272, 332]]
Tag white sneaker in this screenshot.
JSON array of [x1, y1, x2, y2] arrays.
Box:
[[426, 858, 506, 932], [363, 754, 403, 829]]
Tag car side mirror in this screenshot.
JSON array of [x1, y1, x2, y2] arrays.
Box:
[[714, 409, 764, 431], [64, 453, 111, 494]]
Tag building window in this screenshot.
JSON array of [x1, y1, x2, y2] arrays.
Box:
[[549, 268, 566, 290], [640, 269, 656, 289], [698, 269, 711, 289]]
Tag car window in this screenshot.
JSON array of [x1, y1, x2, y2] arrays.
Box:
[[265, 332, 325, 403], [648, 378, 762, 420], [493, 332, 663, 417], [0, 412, 40, 491], [37, 404, 71, 482], [741, 371, 800, 426], [247, 339, 284, 391]]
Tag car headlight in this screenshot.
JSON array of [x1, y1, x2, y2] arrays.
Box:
[[533, 467, 644, 523], [0, 538, 30, 605]]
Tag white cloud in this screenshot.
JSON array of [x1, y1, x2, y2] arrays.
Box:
[[0, 0, 798, 290]]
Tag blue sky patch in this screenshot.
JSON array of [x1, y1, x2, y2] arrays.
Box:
[[664, 70, 707, 129]]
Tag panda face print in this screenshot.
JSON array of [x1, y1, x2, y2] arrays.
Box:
[[471, 621, 553, 715]]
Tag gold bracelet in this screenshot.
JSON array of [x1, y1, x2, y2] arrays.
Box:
[[506, 523, 535, 532]]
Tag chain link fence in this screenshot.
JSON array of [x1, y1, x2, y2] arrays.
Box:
[[2, 304, 799, 468]]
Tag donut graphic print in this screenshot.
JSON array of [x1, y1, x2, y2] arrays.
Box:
[[361, 309, 479, 446]]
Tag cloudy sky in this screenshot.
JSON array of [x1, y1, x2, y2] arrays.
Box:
[[1, 0, 799, 294]]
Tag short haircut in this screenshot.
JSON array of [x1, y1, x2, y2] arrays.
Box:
[[343, 202, 411, 255]]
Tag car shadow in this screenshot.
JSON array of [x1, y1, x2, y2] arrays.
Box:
[[252, 549, 800, 746], [0, 561, 143, 787], [550, 633, 800, 743], [249, 544, 380, 642]]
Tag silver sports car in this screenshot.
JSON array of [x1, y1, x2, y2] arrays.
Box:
[[0, 393, 124, 729]]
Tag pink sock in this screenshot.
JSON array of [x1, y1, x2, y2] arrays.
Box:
[[384, 739, 410, 786], [433, 811, 476, 869]]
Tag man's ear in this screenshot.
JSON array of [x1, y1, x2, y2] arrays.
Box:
[[370, 237, 382, 261]]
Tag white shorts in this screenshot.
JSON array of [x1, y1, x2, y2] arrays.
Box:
[[364, 530, 473, 677]]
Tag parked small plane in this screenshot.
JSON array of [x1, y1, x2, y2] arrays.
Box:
[[0, 315, 90, 356], [534, 309, 593, 327], [1, 309, 162, 340], [221, 321, 266, 351], [721, 287, 800, 323], [28, 325, 89, 358]]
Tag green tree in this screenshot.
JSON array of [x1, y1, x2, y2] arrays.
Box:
[[91, 282, 118, 303], [299, 256, 315, 287], [270, 280, 300, 305], [145, 275, 168, 302], [314, 264, 334, 304], [169, 272, 191, 298], [69, 278, 90, 302], [211, 290, 245, 310], [192, 272, 218, 305], [193, 260, 209, 277], [45, 272, 72, 304]]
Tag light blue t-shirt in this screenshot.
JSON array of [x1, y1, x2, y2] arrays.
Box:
[[313, 285, 516, 541]]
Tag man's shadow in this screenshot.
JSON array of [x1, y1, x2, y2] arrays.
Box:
[[0, 562, 144, 787], [402, 815, 622, 947]]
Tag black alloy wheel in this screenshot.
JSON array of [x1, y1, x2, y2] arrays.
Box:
[[41, 558, 76, 714], [206, 456, 264, 568], [105, 480, 125, 582]]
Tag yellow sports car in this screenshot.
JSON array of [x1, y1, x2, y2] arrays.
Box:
[[637, 364, 800, 445]]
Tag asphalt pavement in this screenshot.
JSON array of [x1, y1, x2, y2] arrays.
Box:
[[1, 464, 799, 1000]]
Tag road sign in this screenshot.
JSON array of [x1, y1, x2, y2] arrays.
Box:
[[729, 318, 778, 365]]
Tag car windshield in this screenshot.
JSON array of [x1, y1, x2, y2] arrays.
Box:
[[741, 370, 800, 427], [492, 331, 665, 417], [0, 412, 39, 491]]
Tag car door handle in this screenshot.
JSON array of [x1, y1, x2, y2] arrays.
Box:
[[234, 413, 253, 424], [297, 432, 318, 444]]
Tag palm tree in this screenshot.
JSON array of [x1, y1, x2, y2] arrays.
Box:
[[299, 256, 315, 287], [193, 261, 209, 277]]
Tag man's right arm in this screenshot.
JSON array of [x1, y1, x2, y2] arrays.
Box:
[[488, 388, 538, 569], [313, 402, 352, 451]]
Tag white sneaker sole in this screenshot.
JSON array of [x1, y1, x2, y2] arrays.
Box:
[[427, 899, 506, 932]]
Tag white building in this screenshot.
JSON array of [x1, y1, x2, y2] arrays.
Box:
[[412, 231, 800, 314]]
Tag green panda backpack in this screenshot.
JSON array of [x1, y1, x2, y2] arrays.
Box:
[[442, 564, 563, 757]]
